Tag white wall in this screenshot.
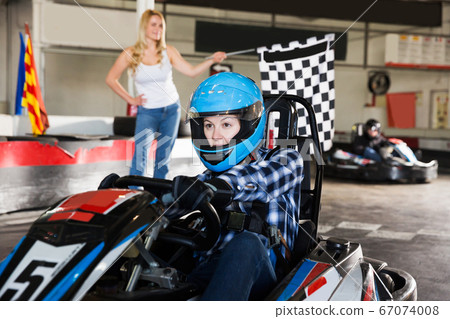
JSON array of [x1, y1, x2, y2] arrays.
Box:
[[43, 50, 128, 117], [1, 0, 32, 115], [0, 113, 114, 136], [40, 2, 137, 49]]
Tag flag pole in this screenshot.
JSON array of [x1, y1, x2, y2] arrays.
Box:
[[24, 23, 31, 37], [205, 48, 256, 60]]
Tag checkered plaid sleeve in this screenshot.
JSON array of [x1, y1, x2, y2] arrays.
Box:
[[217, 148, 303, 203]]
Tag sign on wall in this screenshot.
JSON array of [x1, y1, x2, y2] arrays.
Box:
[[430, 90, 449, 129]]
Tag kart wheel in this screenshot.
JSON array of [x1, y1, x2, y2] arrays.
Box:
[[98, 173, 121, 189], [113, 116, 136, 137], [414, 149, 423, 160], [379, 272, 395, 293]]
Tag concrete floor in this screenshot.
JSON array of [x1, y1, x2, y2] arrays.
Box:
[[320, 174, 450, 301], [0, 164, 449, 301]]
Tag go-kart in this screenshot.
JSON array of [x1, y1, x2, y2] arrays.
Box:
[[325, 125, 438, 183], [0, 95, 417, 301]]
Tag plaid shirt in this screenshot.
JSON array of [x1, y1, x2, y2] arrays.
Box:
[[197, 146, 304, 265]]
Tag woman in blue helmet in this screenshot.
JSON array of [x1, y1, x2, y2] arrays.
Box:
[[170, 72, 304, 300]]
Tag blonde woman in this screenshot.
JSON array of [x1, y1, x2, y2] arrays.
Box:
[[106, 9, 226, 178]]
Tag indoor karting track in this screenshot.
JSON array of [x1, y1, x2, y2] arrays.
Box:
[[0, 167, 449, 301]]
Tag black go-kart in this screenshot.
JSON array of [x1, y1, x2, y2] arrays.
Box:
[[325, 123, 438, 183], [0, 95, 417, 301]]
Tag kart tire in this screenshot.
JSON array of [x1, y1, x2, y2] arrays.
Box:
[[98, 173, 121, 189], [380, 267, 417, 301], [379, 272, 395, 293], [414, 149, 423, 161], [113, 116, 136, 137]]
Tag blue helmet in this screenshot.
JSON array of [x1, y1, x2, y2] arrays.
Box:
[[188, 72, 266, 172]]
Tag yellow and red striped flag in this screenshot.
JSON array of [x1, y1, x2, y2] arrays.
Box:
[[21, 24, 49, 135]]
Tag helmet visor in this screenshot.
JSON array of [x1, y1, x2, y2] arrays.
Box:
[[186, 100, 263, 124]]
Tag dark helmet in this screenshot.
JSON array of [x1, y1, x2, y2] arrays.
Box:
[[187, 72, 266, 172], [365, 119, 381, 138]]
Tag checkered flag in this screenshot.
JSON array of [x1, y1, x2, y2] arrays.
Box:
[[258, 34, 335, 152]]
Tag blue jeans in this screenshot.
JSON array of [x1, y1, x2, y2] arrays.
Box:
[[130, 102, 180, 179], [363, 147, 382, 162], [188, 232, 277, 301]]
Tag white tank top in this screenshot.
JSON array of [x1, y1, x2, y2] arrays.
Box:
[[133, 50, 179, 109]]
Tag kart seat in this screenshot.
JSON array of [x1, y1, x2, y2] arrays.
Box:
[[264, 96, 297, 145], [263, 96, 319, 263], [351, 123, 365, 143], [291, 219, 316, 265]]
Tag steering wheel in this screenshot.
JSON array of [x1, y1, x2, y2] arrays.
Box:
[[99, 174, 221, 251]]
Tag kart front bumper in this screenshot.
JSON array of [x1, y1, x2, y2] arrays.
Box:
[[325, 158, 438, 183]]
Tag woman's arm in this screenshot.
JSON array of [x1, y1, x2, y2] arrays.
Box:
[[167, 45, 227, 78], [105, 48, 146, 106]]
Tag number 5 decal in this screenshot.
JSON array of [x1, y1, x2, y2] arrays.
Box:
[[0, 260, 57, 300]]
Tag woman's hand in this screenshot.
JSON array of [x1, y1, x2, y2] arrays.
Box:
[[212, 51, 227, 64], [129, 94, 147, 106]]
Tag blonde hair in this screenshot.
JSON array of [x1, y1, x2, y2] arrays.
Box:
[[129, 9, 166, 73]]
